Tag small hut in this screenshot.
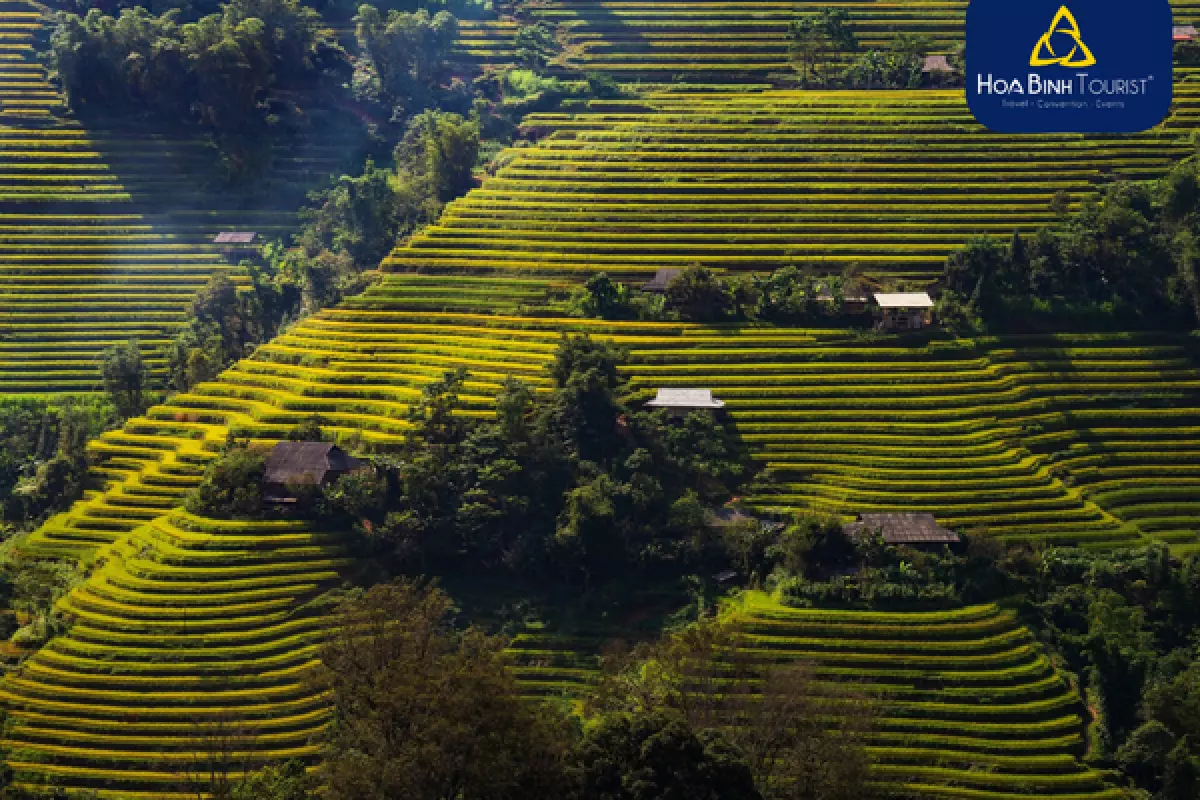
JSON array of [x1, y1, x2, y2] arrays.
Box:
[[213, 231, 258, 257], [263, 442, 364, 503], [922, 55, 954, 74], [643, 268, 681, 293], [1174, 25, 1198, 42], [872, 292, 934, 331], [645, 388, 725, 416], [845, 513, 960, 546]]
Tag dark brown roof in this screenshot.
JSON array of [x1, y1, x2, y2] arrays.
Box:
[[264, 442, 363, 486], [845, 513, 960, 544], [213, 231, 258, 244], [643, 268, 681, 292]]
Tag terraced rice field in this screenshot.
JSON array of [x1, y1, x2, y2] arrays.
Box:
[[4, 0, 1200, 795], [454, 18, 520, 69], [534, 0, 1200, 80], [18, 276, 1200, 568], [385, 91, 1191, 280], [0, 0, 357, 394], [1, 510, 349, 798], [511, 592, 1122, 800]]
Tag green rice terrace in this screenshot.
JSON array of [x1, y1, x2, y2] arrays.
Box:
[[512, 592, 1122, 800], [533, 0, 1200, 80], [2, 511, 350, 798], [390, 90, 1195, 281], [19, 274, 1200, 568], [0, 0, 359, 395], [1, 0, 1199, 797]]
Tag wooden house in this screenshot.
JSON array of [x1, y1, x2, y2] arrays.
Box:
[[263, 442, 364, 503]]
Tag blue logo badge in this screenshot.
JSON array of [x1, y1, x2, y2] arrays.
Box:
[[967, 0, 1173, 133]]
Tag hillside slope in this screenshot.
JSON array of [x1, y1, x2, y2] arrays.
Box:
[[16, 275, 1200, 571], [2, 511, 347, 798], [0, 0, 359, 394], [535, 0, 1200, 81], [389, 91, 1192, 281]]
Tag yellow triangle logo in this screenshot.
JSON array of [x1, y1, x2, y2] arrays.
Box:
[[1030, 6, 1097, 67]]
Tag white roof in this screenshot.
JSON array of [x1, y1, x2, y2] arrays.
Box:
[[646, 388, 725, 409], [874, 292, 934, 309]]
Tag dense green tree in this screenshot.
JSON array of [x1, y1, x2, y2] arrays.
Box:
[[789, 9, 857, 83], [570, 710, 760, 800], [664, 266, 734, 322], [48, 0, 337, 165], [299, 159, 411, 268], [1117, 720, 1177, 789], [166, 271, 282, 393], [942, 159, 1200, 331], [1144, 661, 1200, 742], [397, 110, 481, 202], [352, 4, 456, 119], [314, 580, 575, 800], [231, 760, 315, 800], [0, 399, 107, 528], [184, 441, 266, 517], [843, 33, 931, 89], [321, 336, 750, 582], [1160, 737, 1198, 800], [100, 339, 148, 419], [585, 619, 876, 800], [513, 21, 558, 70], [577, 273, 625, 318]]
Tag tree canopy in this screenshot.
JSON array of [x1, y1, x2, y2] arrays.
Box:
[[941, 159, 1200, 331], [318, 336, 750, 584]]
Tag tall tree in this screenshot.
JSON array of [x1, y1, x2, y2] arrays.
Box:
[[397, 110, 481, 203], [100, 339, 148, 419], [569, 710, 761, 800], [352, 4, 456, 119], [587, 619, 876, 800], [313, 580, 574, 800], [789, 9, 857, 83]]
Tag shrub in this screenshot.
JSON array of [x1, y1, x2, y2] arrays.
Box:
[[184, 443, 266, 518]]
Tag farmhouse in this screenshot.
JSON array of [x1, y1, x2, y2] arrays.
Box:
[[645, 387, 725, 415], [872, 292, 934, 331], [642, 268, 681, 292], [263, 441, 364, 502], [1174, 25, 1197, 42], [845, 512, 960, 546]]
